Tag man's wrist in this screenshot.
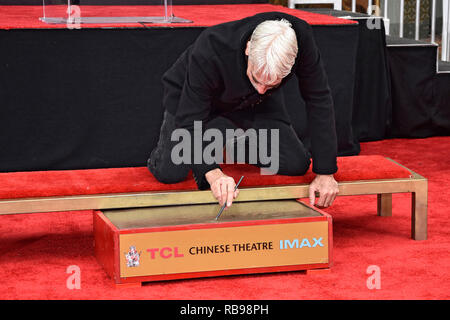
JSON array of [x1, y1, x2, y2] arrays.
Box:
[[205, 168, 224, 185]]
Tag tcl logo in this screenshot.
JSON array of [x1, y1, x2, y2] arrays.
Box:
[[146, 247, 184, 259]]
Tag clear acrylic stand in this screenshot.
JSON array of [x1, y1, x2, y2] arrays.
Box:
[[40, 0, 192, 25]]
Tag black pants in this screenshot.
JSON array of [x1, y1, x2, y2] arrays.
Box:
[[147, 107, 312, 189]]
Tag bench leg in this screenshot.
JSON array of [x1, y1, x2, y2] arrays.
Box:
[[377, 194, 392, 217], [412, 181, 428, 240]]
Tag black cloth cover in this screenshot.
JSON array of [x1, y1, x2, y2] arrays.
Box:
[[0, 23, 359, 172], [386, 45, 438, 138]]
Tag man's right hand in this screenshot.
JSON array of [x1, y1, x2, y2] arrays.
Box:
[[205, 168, 239, 208]]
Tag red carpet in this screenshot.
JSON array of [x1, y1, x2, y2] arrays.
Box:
[[1, 136, 449, 299], [0, 4, 356, 30]]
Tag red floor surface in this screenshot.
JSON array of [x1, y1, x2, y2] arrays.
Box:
[[1, 136, 449, 300], [0, 4, 355, 30]]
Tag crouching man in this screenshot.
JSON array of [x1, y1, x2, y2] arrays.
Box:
[[148, 12, 339, 209]]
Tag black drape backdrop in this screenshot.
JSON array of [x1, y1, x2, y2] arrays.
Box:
[[286, 25, 360, 156], [0, 28, 203, 172], [0, 24, 359, 172], [433, 73, 450, 135], [386, 41, 438, 138], [300, 9, 392, 143], [351, 18, 392, 142], [386, 39, 450, 138]]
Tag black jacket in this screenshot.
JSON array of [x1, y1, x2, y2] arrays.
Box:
[[162, 11, 338, 184]]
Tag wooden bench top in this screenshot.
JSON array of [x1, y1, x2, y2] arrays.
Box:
[[0, 155, 412, 200], [0, 155, 428, 241]]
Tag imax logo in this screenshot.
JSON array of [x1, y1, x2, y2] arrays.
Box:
[[279, 237, 324, 250]]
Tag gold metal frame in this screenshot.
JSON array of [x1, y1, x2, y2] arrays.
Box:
[[0, 158, 427, 240]]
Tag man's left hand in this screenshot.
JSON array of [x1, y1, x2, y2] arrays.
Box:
[[309, 174, 339, 208]]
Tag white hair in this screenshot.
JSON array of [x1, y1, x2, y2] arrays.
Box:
[[248, 19, 298, 84]]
